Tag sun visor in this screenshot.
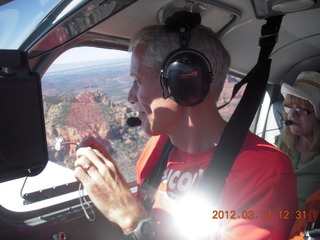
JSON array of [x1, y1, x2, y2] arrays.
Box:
[[0, 50, 48, 183]]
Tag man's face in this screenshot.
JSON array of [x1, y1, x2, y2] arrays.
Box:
[[128, 44, 182, 136]]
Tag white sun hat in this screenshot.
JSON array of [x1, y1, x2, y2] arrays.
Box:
[[281, 71, 320, 119]]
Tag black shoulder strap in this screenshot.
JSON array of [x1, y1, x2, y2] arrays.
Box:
[[141, 138, 173, 212], [197, 15, 283, 203]]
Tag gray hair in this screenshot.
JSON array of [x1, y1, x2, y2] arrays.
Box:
[[129, 25, 231, 101]]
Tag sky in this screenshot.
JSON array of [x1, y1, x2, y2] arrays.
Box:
[[0, 0, 60, 49], [54, 47, 132, 64]]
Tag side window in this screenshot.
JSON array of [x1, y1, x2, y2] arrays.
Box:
[[43, 47, 149, 183], [218, 75, 244, 121], [0, 47, 149, 212]]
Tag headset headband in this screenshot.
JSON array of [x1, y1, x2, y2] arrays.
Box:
[[160, 11, 214, 106]]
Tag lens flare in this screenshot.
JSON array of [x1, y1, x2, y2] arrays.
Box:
[[172, 194, 220, 239]]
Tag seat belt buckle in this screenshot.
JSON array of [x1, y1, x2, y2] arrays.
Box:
[[304, 221, 320, 239]]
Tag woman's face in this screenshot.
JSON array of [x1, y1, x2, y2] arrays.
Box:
[[283, 101, 317, 139]]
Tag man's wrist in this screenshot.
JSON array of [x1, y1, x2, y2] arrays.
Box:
[[124, 217, 156, 240]]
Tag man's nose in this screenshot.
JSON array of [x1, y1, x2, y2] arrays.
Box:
[[127, 85, 138, 104]]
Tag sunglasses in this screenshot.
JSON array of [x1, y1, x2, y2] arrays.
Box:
[[283, 105, 314, 116]]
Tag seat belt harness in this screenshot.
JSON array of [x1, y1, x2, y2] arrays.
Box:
[[197, 15, 283, 203]]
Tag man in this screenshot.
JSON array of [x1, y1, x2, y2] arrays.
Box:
[[75, 13, 297, 240]]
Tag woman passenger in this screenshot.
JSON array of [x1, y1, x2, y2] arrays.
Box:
[[277, 71, 320, 209]]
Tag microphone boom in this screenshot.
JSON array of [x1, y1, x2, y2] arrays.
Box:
[[285, 120, 294, 126]]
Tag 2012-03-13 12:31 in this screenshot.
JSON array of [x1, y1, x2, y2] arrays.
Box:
[[212, 210, 308, 220]]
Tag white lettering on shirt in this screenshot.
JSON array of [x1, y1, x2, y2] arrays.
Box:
[[162, 168, 205, 193]]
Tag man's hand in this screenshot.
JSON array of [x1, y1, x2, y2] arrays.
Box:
[[74, 137, 148, 233]]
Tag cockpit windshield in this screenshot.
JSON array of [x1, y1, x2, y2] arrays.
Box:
[[0, 0, 63, 49]]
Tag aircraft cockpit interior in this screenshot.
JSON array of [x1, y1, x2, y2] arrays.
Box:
[[0, 0, 320, 239]]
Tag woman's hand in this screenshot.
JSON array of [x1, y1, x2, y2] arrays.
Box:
[[74, 137, 148, 233]]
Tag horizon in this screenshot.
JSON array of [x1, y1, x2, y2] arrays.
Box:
[[53, 47, 131, 65]]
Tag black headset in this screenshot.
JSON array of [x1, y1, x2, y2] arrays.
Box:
[[159, 12, 214, 106]]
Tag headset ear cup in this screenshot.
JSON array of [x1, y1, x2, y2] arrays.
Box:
[[161, 50, 213, 106], [168, 63, 210, 106]]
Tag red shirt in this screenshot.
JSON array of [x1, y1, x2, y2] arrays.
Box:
[[136, 132, 298, 239]]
